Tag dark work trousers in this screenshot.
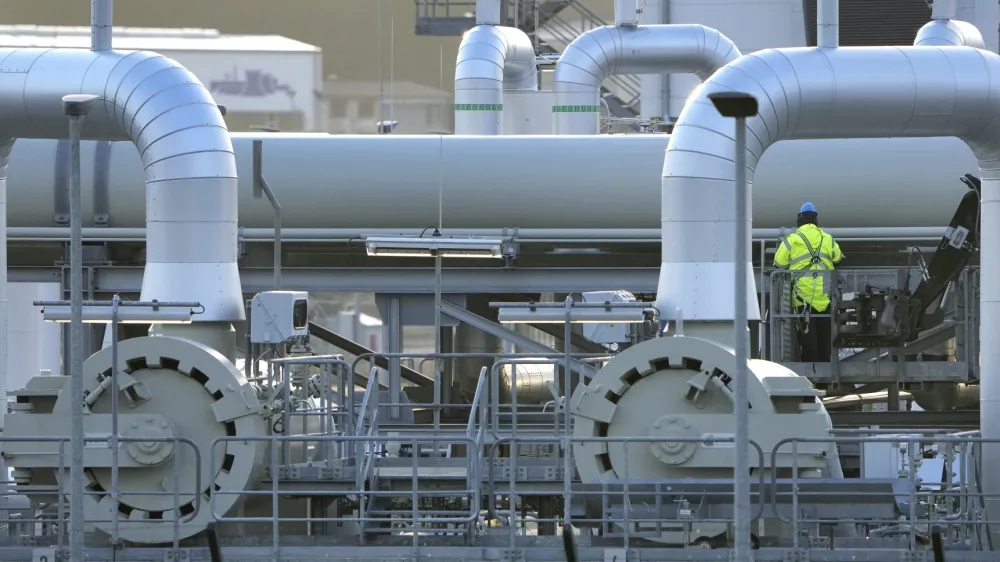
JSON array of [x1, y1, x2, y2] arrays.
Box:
[[795, 305, 832, 362]]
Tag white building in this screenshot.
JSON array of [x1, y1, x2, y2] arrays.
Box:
[[0, 25, 323, 132]]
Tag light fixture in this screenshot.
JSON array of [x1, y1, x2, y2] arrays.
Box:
[[497, 307, 648, 324], [42, 305, 195, 324], [364, 236, 504, 259]]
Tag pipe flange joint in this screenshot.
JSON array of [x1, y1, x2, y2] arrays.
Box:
[[648, 415, 697, 465], [123, 417, 176, 466]]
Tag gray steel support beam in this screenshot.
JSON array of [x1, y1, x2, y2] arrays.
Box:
[[829, 410, 978, 429], [307, 320, 427, 387], [439, 300, 597, 378], [8, 266, 661, 295], [781, 360, 971, 382]]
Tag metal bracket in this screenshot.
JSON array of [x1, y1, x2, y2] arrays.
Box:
[[501, 548, 526, 562], [501, 226, 520, 270], [237, 226, 247, 260], [92, 140, 112, 226], [899, 551, 928, 562], [164, 549, 191, 561], [781, 549, 807, 562], [53, 139, 70, 225]]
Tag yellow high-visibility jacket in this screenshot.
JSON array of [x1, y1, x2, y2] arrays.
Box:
[[773, 224, 843, 312]]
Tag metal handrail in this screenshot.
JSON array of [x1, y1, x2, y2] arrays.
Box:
[[465, 366, 489, 444], [771, 435, 1000, 551]]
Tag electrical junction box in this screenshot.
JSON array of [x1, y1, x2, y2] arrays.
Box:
[[581, 290, 636, 345], [250, 291, 309, 344]]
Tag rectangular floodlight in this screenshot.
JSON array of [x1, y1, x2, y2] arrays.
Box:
[[364, 236, 504, 259], [497, 307, 647, 324], [42, 305, 195, 324]]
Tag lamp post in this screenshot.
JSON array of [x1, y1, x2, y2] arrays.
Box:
[[61, 93, 100, 560], [707, 90, 759, 560]]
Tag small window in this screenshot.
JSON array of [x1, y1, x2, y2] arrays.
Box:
[[292, 299, 308, 330]]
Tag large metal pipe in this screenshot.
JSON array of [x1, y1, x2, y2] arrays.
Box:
[[1, 226, 953, 243], [914, 0, 985, 47], [0, 49, 242, 333], [5, 134, 978, 232], [552, 24, 739, 134], [454, 1, 537, 135], [657, 44, 1000, 540]]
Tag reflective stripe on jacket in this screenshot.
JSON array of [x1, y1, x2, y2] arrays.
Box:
[[773, 224, 843, 312]]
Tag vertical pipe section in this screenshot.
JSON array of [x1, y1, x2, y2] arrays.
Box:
[[817, 0, 839, 48], [90, 0, 113, 51], [638, 0, 668, 121], [615, 0, 639, 26], [475, 0, 501, 25], [68, 113, 85, 562], [933, 0, 958, 18]]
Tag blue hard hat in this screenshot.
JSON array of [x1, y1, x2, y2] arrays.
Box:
[[799, 202, 817, 214]]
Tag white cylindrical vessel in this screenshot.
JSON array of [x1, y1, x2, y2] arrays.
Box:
[[5, 134, 976, 231]]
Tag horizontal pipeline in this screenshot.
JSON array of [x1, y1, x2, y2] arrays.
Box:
[[6, 227, 947, 243]]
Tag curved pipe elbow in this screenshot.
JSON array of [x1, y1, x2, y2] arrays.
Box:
[[454, 25, 538, 92], [657, 46, 1000, 321], [0, 48, 241, 323], [553, 24, 741, 93], [914, 19, 985, 49]]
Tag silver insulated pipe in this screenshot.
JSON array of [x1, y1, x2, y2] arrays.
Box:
[[91, 0, 113, 51], [0, 50, 243, 331], [914, 0, 986, 48], [454, 1, 538, 134], [657, 44, 1000, 530], [552, 24, 740, 135]]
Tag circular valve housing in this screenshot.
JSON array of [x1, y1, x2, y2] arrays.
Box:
[[569, 336, 834, 544], [571, 335, 833, 481], [51, 335, 266, 544]]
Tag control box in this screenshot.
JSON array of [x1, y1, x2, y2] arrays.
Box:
[[581, 290, 636, 345], [249, 291, 309, 344]]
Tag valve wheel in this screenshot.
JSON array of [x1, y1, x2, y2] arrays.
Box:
[[52, 336, 265, 544]]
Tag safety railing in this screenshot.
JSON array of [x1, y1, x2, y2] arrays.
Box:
[[770, 434, 1000, 551], [484, 435, 768, 549], [209, 433, 482, 555], [465, 367, 490, 447], [8, 417, 997, 555], [355, 366, 381, 532], [765, 266, 978, 383], [0, 435, 202, 551], [267, 355, 353, 466]]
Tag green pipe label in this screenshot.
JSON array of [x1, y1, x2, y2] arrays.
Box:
[[552, 105, 600, 113], [454, 104, 502, 111]]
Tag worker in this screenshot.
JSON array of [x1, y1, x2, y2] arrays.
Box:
[[773, 202, 843, 362]]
